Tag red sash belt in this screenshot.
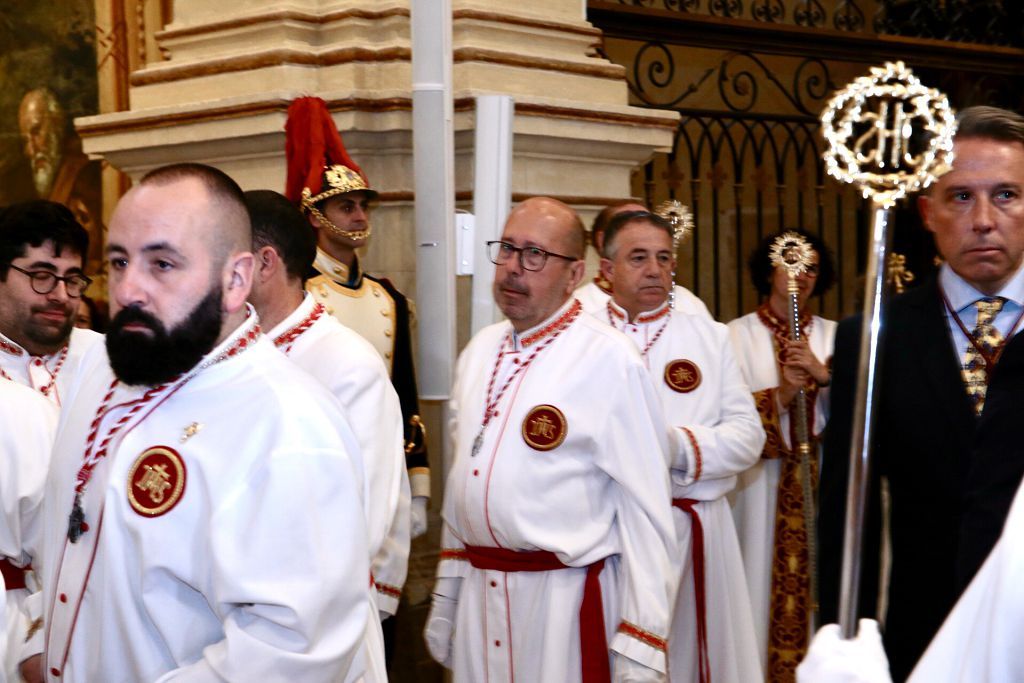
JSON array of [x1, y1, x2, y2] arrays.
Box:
[[464, 545, 610, 683], [0, 558, 27, 591], [673, 498, 711, 683]]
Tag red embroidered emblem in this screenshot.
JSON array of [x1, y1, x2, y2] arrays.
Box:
[[664, 359, 702, 393], [127, 446, 187, 517], [522, 405, 567, 451]]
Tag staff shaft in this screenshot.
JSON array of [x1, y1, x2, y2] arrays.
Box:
[[787, 286, 818, 617], [838, 203, 893, 639]]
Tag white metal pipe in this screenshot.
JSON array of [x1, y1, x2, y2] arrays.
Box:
[[411, 0, 455, 401], [471, 95, 514, 335]]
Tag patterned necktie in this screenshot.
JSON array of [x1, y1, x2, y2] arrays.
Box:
[[962, 296, 1006, 414]]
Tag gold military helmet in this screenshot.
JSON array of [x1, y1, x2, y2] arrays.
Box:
[[300, 163, 379, 212]]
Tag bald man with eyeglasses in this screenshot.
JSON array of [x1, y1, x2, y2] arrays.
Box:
[[426, 197, 678, 683]]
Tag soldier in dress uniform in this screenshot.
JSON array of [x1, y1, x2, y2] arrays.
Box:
[[284, 97, 430, 542]]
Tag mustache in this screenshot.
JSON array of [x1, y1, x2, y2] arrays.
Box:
[[109, 306, 164, 334], [498, 278, 528, 295]]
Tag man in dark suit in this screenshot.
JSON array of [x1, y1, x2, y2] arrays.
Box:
[[819, 105, 1024, 682]]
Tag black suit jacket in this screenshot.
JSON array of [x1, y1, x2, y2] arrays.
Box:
[[819, 276, 978, 682], [957, 319, 1024, 589]]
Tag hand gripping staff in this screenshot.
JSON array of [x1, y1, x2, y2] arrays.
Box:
[[769, 230, 820, 619]]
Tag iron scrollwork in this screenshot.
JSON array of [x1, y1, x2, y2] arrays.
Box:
[[630, 41, 715, 108], [751, 0, 784, 23], [794, 0, 826, 28], [708, 0, 743, 18], [717, 52, 837, 116]]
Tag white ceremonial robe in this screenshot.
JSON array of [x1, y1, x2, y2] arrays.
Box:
[[0, 381, 57, 683], [727, 309, 837, 662], [438, 298, 678, 682], [574, 280, 713, 319], [799, 477, 1024, 683], [590, 298, 765, 683], [268, 293, 409, 617], [35, 314, 373, 683], [0, 328, 103, 408], [907, 475, 1024, 682]]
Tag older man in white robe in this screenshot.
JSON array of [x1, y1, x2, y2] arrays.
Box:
[[426, 197, 678, 683]]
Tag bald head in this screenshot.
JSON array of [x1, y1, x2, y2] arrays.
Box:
[[507, 197, 586, 260], [139, 163, 251, 261], [493, 197, 586, 332], [106, 164, 255, 350], [591, 200, 647, 252]]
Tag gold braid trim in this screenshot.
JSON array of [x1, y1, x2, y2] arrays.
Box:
[[375, 582, 402, 599], [754, 387, 789, 460], [439, 548, 468, 562], [764, 386, 820, 682], [617, 621, 668, 652]]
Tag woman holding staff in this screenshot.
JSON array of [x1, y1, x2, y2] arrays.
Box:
[[729, 228, 837, 682]]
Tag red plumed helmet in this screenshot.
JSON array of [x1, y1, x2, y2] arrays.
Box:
[[284, 96, 377, 210]]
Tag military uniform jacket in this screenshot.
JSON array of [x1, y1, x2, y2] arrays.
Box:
[[306, 249, 430, 498]]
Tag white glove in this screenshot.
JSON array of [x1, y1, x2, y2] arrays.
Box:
[[613, 654, 665, 683], [797, 619, 892, 683], [424, 591, 457, 668], [410, 496, 428, 539]]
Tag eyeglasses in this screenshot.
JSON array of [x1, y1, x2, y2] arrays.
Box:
[[9, 264, 92, 297], [486, 241, 579, 272]]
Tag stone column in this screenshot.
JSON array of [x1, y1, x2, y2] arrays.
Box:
[[80, 0, 676, 298]]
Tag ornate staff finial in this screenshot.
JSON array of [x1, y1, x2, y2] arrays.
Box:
[[821, 60, 956, 208], [768, 231, 814, 280], [654, 200, 694, 310], [654, 199, 694, 249]]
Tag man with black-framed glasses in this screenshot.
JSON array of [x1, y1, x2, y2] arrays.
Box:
[[427, 197, 678, 683], [0, 199, 103, 683], [0, 200, 103, 406]]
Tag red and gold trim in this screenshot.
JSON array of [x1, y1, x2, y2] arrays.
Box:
[[756, 300, 823, 680], [439, 548, 468, 562], [37, 346, 69, 398], [664, 359, 701, 393], [521, 299, 582, 348], [375, 582, 402, 600], [207, 324, 261, 365], [765, 438, 819, 681], [522, 404, 568, 451], [753, 388, 789, 461], [0, 337, 24, 356], [617, 621, 667, 652], [756, 302, 813, 342], [606, 300, 670, 325], [680, 427, 703, 482], [273, 302, 326, 351], [593, 274, 612, 294], [126, 446, 187, 517]]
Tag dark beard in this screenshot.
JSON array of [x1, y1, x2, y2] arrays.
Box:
[[25, 304, 74, 353], [106, 287, 224, 386]]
